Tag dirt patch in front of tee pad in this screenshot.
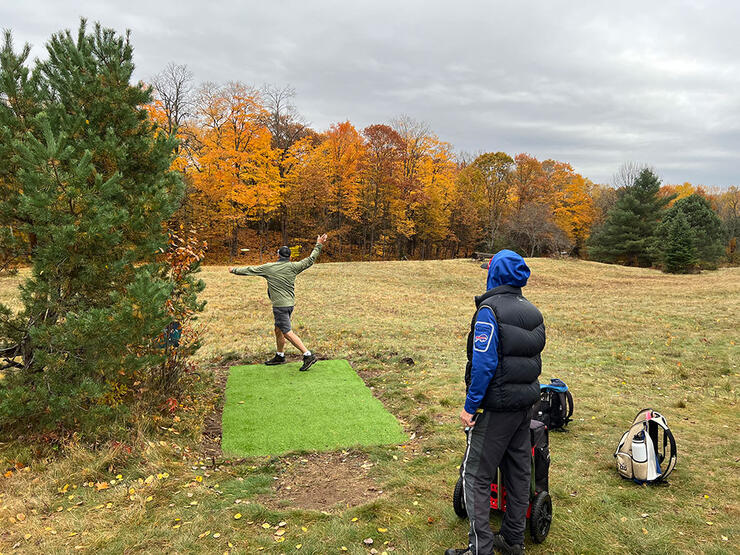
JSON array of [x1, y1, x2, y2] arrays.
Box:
[[259, 450, 384, 511]]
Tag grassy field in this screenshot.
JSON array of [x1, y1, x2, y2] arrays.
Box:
[[0, 258, 738, 554]]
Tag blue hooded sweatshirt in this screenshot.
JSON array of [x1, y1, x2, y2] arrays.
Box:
[[464, 250, 532, 414]]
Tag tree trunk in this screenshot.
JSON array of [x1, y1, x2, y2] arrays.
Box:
[[281, 205, 288, 245], [490, 213, 495, 251], [258, 218, 268, 264], [229, 224, 239, 261], [370, 225, 376, 258]]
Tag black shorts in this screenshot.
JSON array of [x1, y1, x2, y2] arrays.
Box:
[[272, 306, 294, 333]]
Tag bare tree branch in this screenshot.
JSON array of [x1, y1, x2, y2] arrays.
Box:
[[261, 84, 309, 155], [151, 62, 194, 135], [612, 161, 648, 189]]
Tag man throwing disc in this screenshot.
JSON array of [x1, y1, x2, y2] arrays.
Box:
[[229, 234, 328, 371]]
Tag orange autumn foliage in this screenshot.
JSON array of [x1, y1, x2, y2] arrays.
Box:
[[143, 81, 712, 262], [186, 83, 282, 259]]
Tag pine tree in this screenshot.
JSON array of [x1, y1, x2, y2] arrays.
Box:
[[0, 32, 39, 273], [655, 194, 724, 269], [0, 21, 197, 441], [662, 211, 698, 273], [587, 168, 672, 266]]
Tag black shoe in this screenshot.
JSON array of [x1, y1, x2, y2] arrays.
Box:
[[299, 353, 317, 371], [264, 354, 286, 366], [492, 534, 524, 554], [444, 549, 470, 555]]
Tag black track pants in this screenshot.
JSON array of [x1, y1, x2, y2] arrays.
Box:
[[461, 409, 531, 553]]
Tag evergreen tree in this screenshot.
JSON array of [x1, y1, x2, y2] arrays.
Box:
[[662, 210, 698, 273], [0, 32, 39, 273], [0, 21, 199, 441], [587, 168, 671, 266], [655, 194, 724, 269]]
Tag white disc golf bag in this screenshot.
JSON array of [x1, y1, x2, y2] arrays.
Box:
[[614, 408, 676, 484]]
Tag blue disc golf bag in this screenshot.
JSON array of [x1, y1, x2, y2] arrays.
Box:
[[534, 379, 573, 430]]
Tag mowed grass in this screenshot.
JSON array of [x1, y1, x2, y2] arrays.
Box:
[[222, 359, 405, 456], [0, 258, 738, 554]]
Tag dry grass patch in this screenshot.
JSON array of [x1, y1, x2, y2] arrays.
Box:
[[1, 258, 738, 553]]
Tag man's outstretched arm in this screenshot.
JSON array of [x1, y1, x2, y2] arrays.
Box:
[[229, 264, 267, 276], [292, 234, 328, 274]]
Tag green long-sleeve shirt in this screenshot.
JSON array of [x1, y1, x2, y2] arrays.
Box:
[[231, 243, 323, 307]]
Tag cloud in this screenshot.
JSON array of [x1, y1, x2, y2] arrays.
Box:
[[2, 0, 738, 185]]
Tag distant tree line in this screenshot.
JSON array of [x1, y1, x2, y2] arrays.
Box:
[[146, 64, 738, 273]]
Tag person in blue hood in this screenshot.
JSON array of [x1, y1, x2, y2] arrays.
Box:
[[483, 249, 532, 290], [446, 250, 546, 555]]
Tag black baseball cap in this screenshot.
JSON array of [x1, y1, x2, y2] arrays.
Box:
[[278, 246, 291, 258]]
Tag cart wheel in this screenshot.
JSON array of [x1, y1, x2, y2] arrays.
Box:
[[529, 491, 552, 543], [452, 476, 467, 518]]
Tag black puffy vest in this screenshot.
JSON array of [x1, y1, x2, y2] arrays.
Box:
[[465, 285, 546, 411]]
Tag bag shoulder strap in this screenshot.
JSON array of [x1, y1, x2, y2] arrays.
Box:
[[557, 392, 567, 416], [649, 418, 677, 482], [564, 390, 574, 420], [660, 427, 677, 481]]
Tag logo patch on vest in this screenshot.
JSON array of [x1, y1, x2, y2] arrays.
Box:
[[473, 321, 494, 352]]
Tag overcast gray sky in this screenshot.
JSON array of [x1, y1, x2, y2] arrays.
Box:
[[3, 0, 738, 186]]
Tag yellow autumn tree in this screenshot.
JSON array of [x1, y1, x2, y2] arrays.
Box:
[[414, 137, 457, 258], [660, 182, 696, 206], [323, 121, 367, 253], [283, 134, 331, 244], [188, 82, 281, 260], [392, 117, 437, 256], [553, 172, 596, 253], [449, 163, 486, 257], [511, 154, 549, 211], [359, 124, 405, 257]]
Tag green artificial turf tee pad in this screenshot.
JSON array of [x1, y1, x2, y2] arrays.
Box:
[[221, 359, 406, 457]]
